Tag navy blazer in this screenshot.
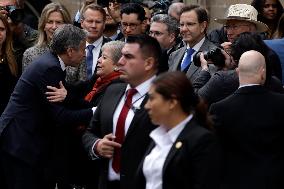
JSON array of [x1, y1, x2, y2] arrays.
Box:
[[0, 51, 93, 166], [82, 82, 156, 189], [135, 117, 222, 189]]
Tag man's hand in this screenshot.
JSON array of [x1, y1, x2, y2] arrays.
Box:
[[96, 133, 121, 159], [200, 52, 209, 71], [221, 49, 236, 70], [46, 81, 67, 102]]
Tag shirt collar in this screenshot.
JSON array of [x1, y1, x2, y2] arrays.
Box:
[[125, 75, 156, 97], [238, 84, 261, 89], [187, 37, 205, 52], [86, 36, 103, 47], [57, 56, 66, 71], [150, 114, 193, 147]]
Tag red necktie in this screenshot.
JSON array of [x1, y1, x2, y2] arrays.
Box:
[[112, 88, 137, 173]]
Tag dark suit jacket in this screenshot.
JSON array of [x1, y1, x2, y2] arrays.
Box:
[[193, 69, 283, 106], [82, 82, 156, 189], [0, 51, 93, 166], [168, 38, 217, 82], [210, 85, 284, 189], [135, 118, 222, 189]]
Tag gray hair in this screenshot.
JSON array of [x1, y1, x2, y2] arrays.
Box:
[[101, 41, 125, 64], [50, 24, 87, 54], [151, 14, 179, 38]]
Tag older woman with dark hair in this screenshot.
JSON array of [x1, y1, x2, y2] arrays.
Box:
[[251, 0, 284, 38], [135, 71, 222, 189]]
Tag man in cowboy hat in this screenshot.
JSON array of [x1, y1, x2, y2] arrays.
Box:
[[214, 4, 268, 52]]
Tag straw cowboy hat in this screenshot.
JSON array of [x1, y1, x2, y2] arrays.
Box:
[[214, 4, 268, 32]]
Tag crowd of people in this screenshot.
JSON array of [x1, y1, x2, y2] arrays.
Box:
[[0, 0, 284, 189]]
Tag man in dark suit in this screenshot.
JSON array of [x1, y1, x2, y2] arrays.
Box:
[[69, 4, 111, 82], [0, 24, 94, 189], [168, 5, 217, 82], [82, 34, 160, 189], [210, 50, 284, 189]]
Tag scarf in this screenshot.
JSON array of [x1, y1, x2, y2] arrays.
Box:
[[84, 71, 121, 102]]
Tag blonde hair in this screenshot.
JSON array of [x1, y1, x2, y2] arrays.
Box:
[[36, 2, 71, 47]]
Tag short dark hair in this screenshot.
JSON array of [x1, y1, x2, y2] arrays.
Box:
[[120, 3, 146, 22], [126, 34, 161, 68], [180, 5, 209, 24], [81, 4, 106, 22], [50, 24, 86, 54]]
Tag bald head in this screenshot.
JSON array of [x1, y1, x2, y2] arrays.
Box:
[[168, 2, 185, 20], [237, 50, 266, 85]]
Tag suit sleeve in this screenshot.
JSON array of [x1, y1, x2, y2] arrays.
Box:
[[38, 66, 93, 126], [193, 71, 227, 105], [82, 101, 103, 159]]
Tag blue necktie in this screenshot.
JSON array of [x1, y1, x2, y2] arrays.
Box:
[[181, 48, 195, 71], [86, 45, 95, 79]]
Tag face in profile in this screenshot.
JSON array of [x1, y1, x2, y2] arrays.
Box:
[[117, 43, 147, 86], [144, 85, 173, 126], [96, 48, 116, 78], [68, 41, 86, 67]]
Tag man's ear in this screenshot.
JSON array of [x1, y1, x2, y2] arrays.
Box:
[[144, 57, 155, 71], [141, 20, 147, 31], [66, 48, 73, 57], [169, 33, 176, 44], [200, 21, 208, 34]]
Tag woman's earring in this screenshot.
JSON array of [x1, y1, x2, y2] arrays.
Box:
[[114, 67, 119, 72]]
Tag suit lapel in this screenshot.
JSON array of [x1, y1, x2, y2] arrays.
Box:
[[162, 119, 195, 174], [104, 84, 127, 134], [171, 47, 187, 71]]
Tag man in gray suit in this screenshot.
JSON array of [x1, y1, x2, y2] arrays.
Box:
[[168, 5, 217, 82]]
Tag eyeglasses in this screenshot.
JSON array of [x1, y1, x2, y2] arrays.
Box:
[[121, 22, 140, 30], [149, 31, 164, 36], [223, 24, 250, 30]]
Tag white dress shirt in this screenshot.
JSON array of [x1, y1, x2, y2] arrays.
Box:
[[143, 114, 193, 189], [86, 36, 103, 75], [181, 37, 205, 64], [58, 56, 66, 71], [108, 76, 156, 181]]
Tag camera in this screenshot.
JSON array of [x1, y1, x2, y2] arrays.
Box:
[[150, 0, 172, 14], [97, 0, 130, 7], [193, 48, 225, 68], [0, 5, 24, 24]]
